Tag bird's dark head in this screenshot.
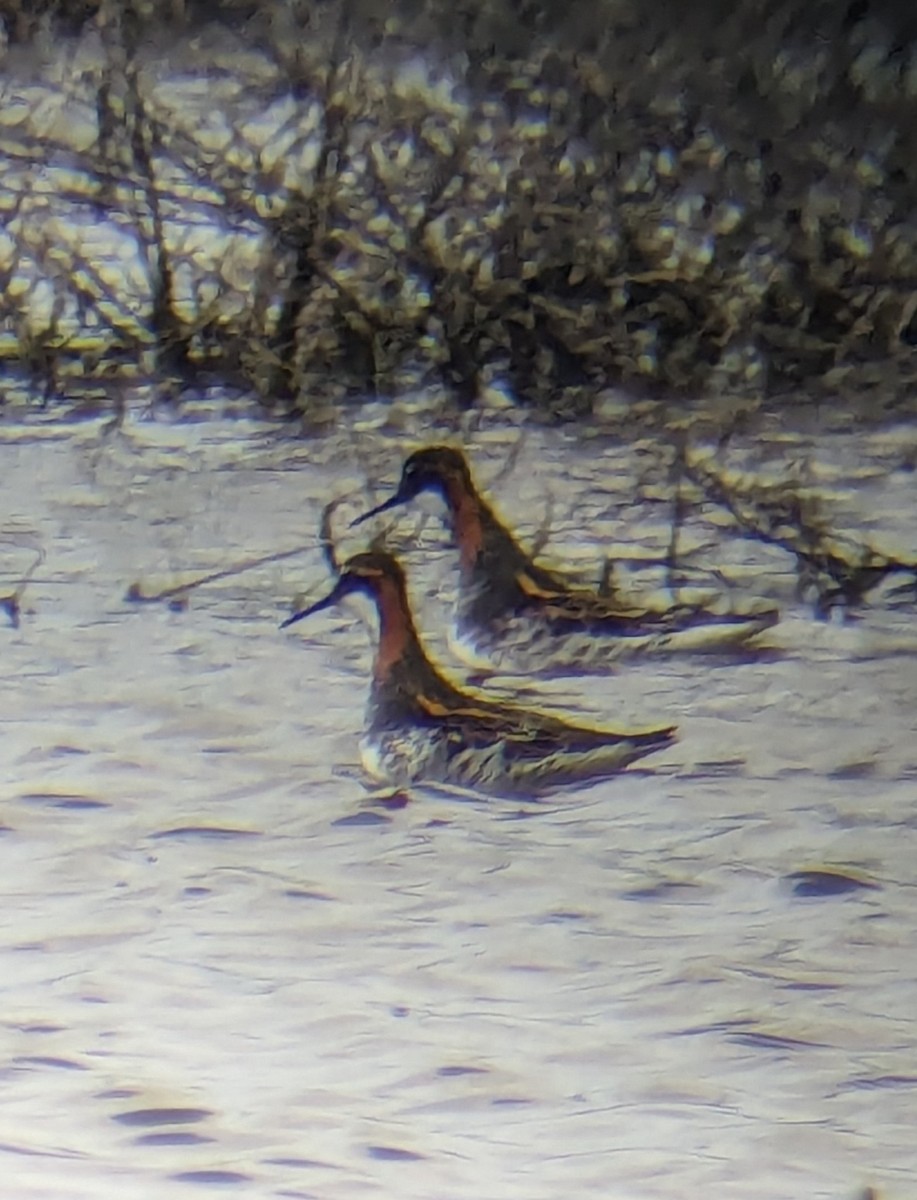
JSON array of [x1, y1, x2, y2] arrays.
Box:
[[350, 446, 473, 527], [281, 551, 408, 628]]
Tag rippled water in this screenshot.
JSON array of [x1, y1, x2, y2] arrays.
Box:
[[1, 400, 915, 1199]]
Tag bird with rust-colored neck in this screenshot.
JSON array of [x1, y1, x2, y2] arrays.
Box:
[[282, 550, 675, 796], [351, 446, 779, 674]]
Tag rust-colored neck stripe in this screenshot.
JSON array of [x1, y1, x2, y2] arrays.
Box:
[[443, 474, 484, 570], [373, 574, 420, 681]]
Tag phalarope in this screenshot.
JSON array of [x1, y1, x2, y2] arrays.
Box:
[[351, 446, 779, 673], [282, 550, 676, 796]]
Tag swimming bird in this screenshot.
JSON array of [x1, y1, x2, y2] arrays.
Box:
[[281, 550, 676, 796], [351, 445, 779, 673]]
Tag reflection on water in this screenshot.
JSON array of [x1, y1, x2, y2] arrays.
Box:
[[1, 403, 915, 1199]]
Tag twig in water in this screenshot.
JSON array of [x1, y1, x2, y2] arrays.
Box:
[[530, 490, 555, 560], [665, 440, 690, 598], [682, 448, 917, 614], [319, 496, 351, 576], [125, 544, 312, 608], [485, 433, 527, 493], [0, 542, 45, 628]]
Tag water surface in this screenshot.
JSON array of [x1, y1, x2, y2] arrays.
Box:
[[1, 403, 914, 1199]]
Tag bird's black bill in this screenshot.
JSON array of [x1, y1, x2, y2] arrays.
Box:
[[349, 492, 404, 528], [280, 587, 339, 629]]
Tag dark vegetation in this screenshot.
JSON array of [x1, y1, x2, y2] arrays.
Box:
[[2, 0, 917, 417]]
